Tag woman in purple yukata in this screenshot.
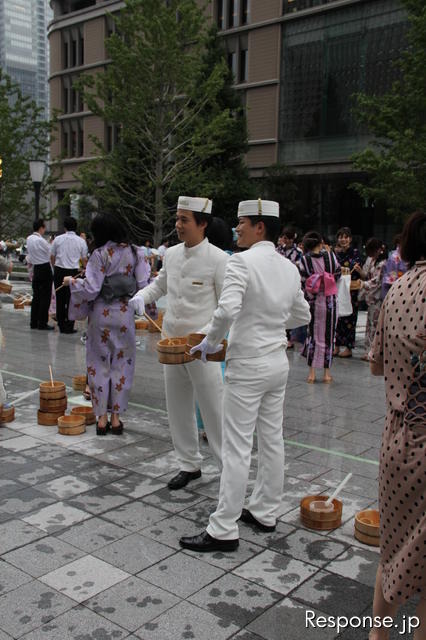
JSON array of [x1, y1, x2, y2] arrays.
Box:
[[299, 232, 341, 384], [64, 215, 150, 435]]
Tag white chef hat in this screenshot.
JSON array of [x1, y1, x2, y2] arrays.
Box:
[[238, 199, 279, 218], [177, 196, 212, 214]]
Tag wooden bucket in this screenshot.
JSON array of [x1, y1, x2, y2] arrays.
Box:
[[14, 299, 25, 309], [0, 280, 12, 294], [135, 319, 149, 330], [157, 337, 193, 365], [39, 381, 66, 400], [38, 409, 64, 426], [58, 414, 86, 435], [186, 333, 227, 362], [354, 509, 380, 546], [0, 406, 15, 423], [71, 406, 96, 425], [148, 319, 161, 333], [39, 397, 67, 412], [24, 298, 32, 306], [300, 495, 342, 531], [72, 375, 87, 391]]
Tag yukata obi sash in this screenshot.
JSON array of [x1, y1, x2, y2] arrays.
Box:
[[305, 272, 337, 296]]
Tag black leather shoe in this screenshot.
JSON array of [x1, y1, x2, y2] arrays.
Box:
[[239, 508, 276, 532], [179, 530, 239, 552], [167, 470, 201, 490]]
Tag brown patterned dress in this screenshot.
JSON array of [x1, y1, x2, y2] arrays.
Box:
[[370, 260, 426, 604]]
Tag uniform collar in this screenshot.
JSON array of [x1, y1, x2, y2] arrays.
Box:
[[183, 237, 208, 255], [65, 231, 76, 235], [249, 240, 275, 250]]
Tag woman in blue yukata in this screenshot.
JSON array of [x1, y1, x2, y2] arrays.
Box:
[[64, 215, 150, 435]]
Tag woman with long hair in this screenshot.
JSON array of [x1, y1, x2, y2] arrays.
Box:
[[359, 238, 387, 361], [369, 211, 426, 640], [64, 214, 150, 435]]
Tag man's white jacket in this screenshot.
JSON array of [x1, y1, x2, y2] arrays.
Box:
[[206, 240, 311, 360], [142, 238, 228, 338]]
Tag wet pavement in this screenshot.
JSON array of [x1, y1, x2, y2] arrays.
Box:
[[0, 300, 417, 639]]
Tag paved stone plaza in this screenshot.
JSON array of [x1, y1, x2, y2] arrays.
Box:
[[0, 297, 417, 639]]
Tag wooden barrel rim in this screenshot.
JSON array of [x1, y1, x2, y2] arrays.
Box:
[[301, 515, 342, 530], [58, 415, 85, 428], [300, 495, 342, 521], [355, 509, 380, 536], [354, 528, 380, 547]]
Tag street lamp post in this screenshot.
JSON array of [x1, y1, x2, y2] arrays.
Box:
[[29, 160, 45, 221]]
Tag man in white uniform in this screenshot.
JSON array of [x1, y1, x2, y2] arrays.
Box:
[[129, 196, 228, 490], [51, 216, 88, 334], [180, 199, 311, 551], [26, 219, 53, 331]]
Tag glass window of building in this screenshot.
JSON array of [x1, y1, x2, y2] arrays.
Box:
[[216, 0, 224, 30], [239, 48, 248, 83], [228, 0, 238, 28], [241, 0, 250, 25], [227, 51, 237, 79]]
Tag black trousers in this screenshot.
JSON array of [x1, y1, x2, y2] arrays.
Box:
[[54, 266, 79, 333], [31, 263, 53, 329]]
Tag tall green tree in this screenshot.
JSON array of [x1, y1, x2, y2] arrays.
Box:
[[0, 69, 54, 237], [351, 0, 426, 220], [75, 0, 252, 243]]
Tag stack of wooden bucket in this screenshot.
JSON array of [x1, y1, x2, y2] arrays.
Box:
[[0, 405, 15, 424], [354, 509, 380, 546], [72, 375, 87, 392], [38, 381, 67, 425], [0, 280, 12, 294]]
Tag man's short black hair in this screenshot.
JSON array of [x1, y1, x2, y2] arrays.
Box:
[[33, 219, 45, 232], [245, 216, 281, 244], [64, 216, 77, 232], [192, 211, 212, 236]]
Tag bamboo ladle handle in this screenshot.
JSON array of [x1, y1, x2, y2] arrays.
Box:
[[143, 312, 167, 338]]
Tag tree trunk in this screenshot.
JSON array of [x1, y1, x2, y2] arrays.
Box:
[[153, 156, 164, 247]]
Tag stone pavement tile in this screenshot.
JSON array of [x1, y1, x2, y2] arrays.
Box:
[[19, 443, 74, 463], [189, 478, 221, 500], [0, 579, 74, 638], [359, 447, 381, 462], [326, 416, 383, 435], [189, 572, 282, 627], [0, 522, 40, 560], [325, 547, 379, 587], [177, 497, 217, 524], [339, 431, 381, 448], [277, 479, 329, 516], [0, 435, 44, 452], [286, 433, 369, 456], [314, 518, 380, 554], [23, 502, 92, 533], [50, 454, 102, 475], [290, 570, 374, 617], [140, 514, 200, 550], [0, 453, 36, 475], [295, 451, 379, 480], [238, 521, 296, 548], [183, 538, 265, 572], [0, 487, 56, 524], [233, 549, 319, 596], [231, 631, 264, 640], [0, 477, 27, 499], [56, 516, 128, 553], [0, 559, 33, 594], [93, 439, 173, 466], [76, 463, 130, 486], [101, 500, 169, 532], [68, 431, 149, 455], [247, 597, 337, 640], [126, 450, 178, 478], [0, 427, 21, 441], [136, 600, 240, 640], [39, 555, 129, 603], [284, 459, 331, 482], [19, 604, 129, 640], [85, 576, 180, 632], [338, 601, 418, 640], [93, 532, 175, 573], [268, 529, 348, 568], [36, 475, 96, 500], [111, 473, 166, 499], [65, 486, 131, 515], [8, 462, 65, 487], [0, 630, 11, 639], [141, 487, 206, 514], [284, 419, 349, 441], [138, 551, 224, 598], [316, 469, 378, 501], [2, 536, 84, 578]]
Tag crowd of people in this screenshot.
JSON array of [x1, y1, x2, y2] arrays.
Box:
[[0, 201, 424, 639]]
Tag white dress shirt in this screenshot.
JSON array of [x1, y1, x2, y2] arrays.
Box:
[[142, 238, 228, 338], [51, 231, 88, 269], [26, 233, 51, 265], [206, 240, 311, 360]]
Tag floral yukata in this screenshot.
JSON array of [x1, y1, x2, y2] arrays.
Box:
[[70, 241, 149, 416], [360, 258, 386, 353], [335, 245, 362, 350]]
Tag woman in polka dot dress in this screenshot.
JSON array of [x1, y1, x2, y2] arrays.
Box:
[[369, 211, 426, 640]]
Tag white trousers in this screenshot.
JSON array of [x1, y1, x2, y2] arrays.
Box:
[[207, 349, 289, 540], [164, 359, 223, 472]]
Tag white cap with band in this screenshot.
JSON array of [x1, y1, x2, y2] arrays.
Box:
[[238, 198, 279, 218], [177, 196, 212, 214]]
